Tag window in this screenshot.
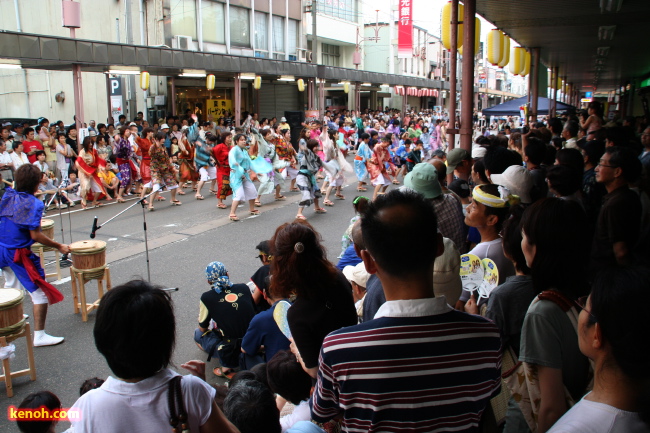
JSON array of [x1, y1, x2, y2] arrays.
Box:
[[254, 11, 268, 52], [230, 6, 250, 48], [322, 43, 340, 67], [288, 19, 298, 57], [171, 0, 197, 39], [317, 0, 357, 23], [273, 16, 284, 54], [202, 1, 225, 44]]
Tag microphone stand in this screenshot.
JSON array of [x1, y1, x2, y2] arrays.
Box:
[[89, 190, 157, 282]]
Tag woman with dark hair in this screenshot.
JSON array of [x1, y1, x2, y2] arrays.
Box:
[[114, 126, 134, 203], [0, 164, 69, 347], [270, 221, 356, 378], [147, 132, 181, 209], [228, 133, 258, 221], [295, 139, 326, 220], [517, 198, 591, 432], [212, 131, 233, 209], [76, 136, 108, 209], [136, 127, 155, 204], [70, 280, 238, 433], [547, 266, 650, 432]]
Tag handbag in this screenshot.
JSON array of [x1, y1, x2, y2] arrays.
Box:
[[168, 376, 189, 433]]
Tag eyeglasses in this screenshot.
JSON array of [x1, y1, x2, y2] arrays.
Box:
[[575, 296, 597, 322], [597, 161, 618, 169]]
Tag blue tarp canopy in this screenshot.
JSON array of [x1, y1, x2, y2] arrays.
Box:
[[482, 96, 575, 116]]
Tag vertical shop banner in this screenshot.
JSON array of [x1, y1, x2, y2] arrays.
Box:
[[398, 0, 413, 58], [109, 77, 124, 125]]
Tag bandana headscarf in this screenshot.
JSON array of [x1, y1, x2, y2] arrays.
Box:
[[472, 184, 520, 208], [205, 261, 233, 294]]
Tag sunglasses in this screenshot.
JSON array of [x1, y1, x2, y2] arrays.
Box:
[[575, 296, 597, 322]]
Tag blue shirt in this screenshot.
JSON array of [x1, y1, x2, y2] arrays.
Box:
[[336, 244, 362, 270], [241, 300, 291, 362]]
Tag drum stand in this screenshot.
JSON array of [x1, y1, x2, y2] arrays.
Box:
[[0, 322, 36, 397], [90, 190, 156, 281], [70, 266, 112, 322]]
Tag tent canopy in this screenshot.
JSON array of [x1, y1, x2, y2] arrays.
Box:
[[482, 96, 575, 116]]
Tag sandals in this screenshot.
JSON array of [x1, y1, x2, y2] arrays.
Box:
[[209, 189, 218, 195], [148, 207, 155, 212], [254, 200, 262, 207], [315, 208, 327, 214], [116, 198, 126, 203], [275, 195, 286, 201], [156, 196, 166, 201], [335, 194, 345, 200], [216, 203, 227, 209], [81, 202, 88, 210], [392, 180, 400, 185], [177, 190, 186, 195], [290, 187, 300, 192], [295, 214, 307, 220], [171, 200, 182, 206], [250, 209, 260, 215], [357, 187, 367, 192], [213, 367, 236, 379], [195, 195, 204, 200], [229, 214, 240, 222], [323, 199, 334, 206]]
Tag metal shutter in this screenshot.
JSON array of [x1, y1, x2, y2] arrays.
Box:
[[258, 83, 300, 119]]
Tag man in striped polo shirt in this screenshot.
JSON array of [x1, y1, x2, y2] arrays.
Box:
[[311, 189, 502, 432]]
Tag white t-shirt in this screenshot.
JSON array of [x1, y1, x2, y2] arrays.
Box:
[[548, 396, 649, 433], [280, 400, 311, 433], [70, 369, 216, 433]]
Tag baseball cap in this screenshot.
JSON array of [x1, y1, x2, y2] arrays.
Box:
[[403, 163, 442, 199], [471, 145, 487, 159], [342, 262, 370, 288], [160, 123, 170, 129], [490, 165, 533, 204], [280, 117, 287, 122], [129, 122, 137, 127], [89, 130, 97, 137], [448, 178, 470, 199], [446, 148, 471, 171]]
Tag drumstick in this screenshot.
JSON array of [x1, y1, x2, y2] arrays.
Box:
[[2, 179, 13, 187]]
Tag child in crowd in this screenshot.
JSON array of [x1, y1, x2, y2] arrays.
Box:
[[338, 196, 369, 258]]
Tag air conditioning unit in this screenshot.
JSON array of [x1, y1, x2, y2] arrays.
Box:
[[172, 35, 194, 51]]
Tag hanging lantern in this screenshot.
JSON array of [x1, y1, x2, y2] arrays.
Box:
[[458, 18, 480, 57], [297, 78, 305, 92], [509, 47, 525, 75], [557, 76, 563, 91], [344, 82, 349, 94], [520, 51, 531, 76], [498, 34, 510, 68], [441, 1, 464, 51], [139, 71, 150, 90], [486, 29, 503, 66], [253, 76, 262, 90], [206, 74, 215, 90]]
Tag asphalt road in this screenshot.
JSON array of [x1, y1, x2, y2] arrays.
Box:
[[0, 174, 381, 431]]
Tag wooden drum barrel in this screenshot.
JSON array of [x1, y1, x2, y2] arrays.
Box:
[[0, 288, 25, 336], [69, 240, 107, 271], [40, 219, 55, 240]]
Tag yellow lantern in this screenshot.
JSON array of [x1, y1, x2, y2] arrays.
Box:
[[297, 78, 305, 92], [486, 29, 503, 66], [253, 76, 262, 90], [139, 71, 150, 90], [509, 47, 525, 75], [206, 74, 215, 90], [441, 1, 463, 51], [458, 18, 480, 57], [520, 51, 531, 76], [498, 34, 510, 68], [343, 82, 350, 94], [557, 76, 563, 91]]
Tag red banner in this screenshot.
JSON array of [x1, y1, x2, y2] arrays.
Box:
[[398, 0, 413, 59]]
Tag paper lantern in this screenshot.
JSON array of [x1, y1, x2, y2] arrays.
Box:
[[297, 78, 305, 92], [498, 34, 510, 68], [206, 74, 215, 90], [253, 76, 262, 90], [344, 82, 349, 93], [459, 18, 480, 57], [486, 30, 503, 66], [139, 71, 150, 90], [441, 1, 463, 51], [520, 51, 531, 76], [557, 76, 563, 91], [509, 47, 525, 75]]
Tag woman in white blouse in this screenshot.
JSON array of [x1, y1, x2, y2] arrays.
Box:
[[10, 142, 29, 170]]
